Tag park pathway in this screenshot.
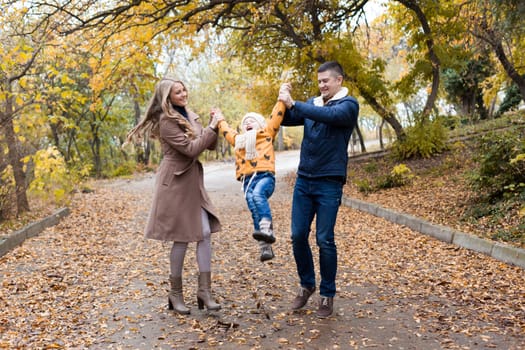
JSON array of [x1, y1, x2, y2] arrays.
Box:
[[0, 151, 524, 349]]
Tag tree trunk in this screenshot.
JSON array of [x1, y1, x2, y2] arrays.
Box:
[[92, 135, 102, 177], [492, 40, 525, 103], [133, 99, 149, 165], [354, 124, 366, 152], [476, 10, 525, 103], [379, 119, 386, 149], [50, 121, 61, 152], [359, 88, 405, 141], [397, 0, 441, 120], [90, 120, 102, 177], [3, 116, 30, 214], [119, 136, 129, 161], [66, 129, 77, 162], [144, 140, 152, 165], [488, 96, 497, 118], [476, 92, 488, 120], [0, 142, 10, 219], [458, 88, 475, 118]]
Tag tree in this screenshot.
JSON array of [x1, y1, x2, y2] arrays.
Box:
[[496, 82, 523, 117], [5, 0, 522, 174], [0, 6, 47, 215], [468, 0, 525, 103], [442, 56, 494, 120], [28, 0, 409, 142], [395, 0, 441, 121], [36, 23, 158, 176]]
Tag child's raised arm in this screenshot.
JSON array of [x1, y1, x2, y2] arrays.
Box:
[[212, 108, 238, 147], [266, 101, 287, 138]]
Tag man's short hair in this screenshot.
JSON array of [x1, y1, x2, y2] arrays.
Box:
[[318, 61, 345, 80]]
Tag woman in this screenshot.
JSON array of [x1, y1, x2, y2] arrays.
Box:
[[126, 77, 223, 314]]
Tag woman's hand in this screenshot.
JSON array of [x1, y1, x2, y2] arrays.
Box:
[[209, 108, 225, 130]]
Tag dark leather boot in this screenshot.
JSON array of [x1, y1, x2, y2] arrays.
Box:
[[316, 296, 334, 318], [291, 286, 316, 310], [168, 275, 190, 314], [197, 272, 221, 311]]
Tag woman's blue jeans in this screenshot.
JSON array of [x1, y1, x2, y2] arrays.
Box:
[[243, 172, 275, 230], [291, 176, 342, 297]]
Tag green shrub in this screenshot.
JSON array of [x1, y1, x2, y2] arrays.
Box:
[[469, 129, 525, 199], [363, 161, 378, 173], [491, 224, 525, 246], [438, 115, 461, 130], [27, 147, 76, 205], [377, 163, 414, 189], [391, 120, 448, 160], [354, 163, 414, 192], [112, 161, 136, 177], [431, 141, 468, 175], [355, 179, 373, 194]]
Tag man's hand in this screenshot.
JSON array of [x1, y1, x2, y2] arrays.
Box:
[[279, 83, 292, 94], [278, 90, 295, 109]]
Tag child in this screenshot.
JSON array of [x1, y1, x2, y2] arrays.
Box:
[[214, 100, 286, 262]]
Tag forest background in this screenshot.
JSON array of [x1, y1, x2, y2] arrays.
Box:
[[0, 0, 524, 246]]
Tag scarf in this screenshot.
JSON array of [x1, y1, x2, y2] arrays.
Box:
[[235, 112, 266, 160], [235, 129, 258, 160]]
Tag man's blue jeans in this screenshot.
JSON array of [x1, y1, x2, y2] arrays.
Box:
[[291, 176, 342, 297], [243, 172, 275, 230]]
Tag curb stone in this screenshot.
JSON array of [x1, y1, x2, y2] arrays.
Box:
[[0, 207, 70, 258], [341, 197, 525, 269]]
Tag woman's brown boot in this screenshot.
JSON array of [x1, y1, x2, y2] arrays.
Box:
[[196, 272, 221, 311], [168, 275, 190, 314]]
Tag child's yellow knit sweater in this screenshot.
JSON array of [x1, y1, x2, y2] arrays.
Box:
[[218, 101, 286, 181]]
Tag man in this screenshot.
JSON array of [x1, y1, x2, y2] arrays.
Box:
[[278, 61, 359, 318]]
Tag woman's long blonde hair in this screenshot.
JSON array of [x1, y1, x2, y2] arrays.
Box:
[[126, 78, 195, 144]]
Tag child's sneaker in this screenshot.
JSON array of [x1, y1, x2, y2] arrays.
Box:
[[260, 244, 274, 262], [252, 229, 262, 240], [253, 218, 276, 243]]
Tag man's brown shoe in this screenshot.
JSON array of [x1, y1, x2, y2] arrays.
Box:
[[316, 296, 333, 318], [291, 286, 316, 310]]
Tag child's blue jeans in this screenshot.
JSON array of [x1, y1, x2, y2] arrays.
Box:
[[242, 172, 275, 230]]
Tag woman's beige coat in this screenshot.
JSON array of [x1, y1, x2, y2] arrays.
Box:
[[145, 110, 221, 242]]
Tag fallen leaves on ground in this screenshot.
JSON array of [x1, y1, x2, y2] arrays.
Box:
[[0, 172, 524, 349], [343, 148, 524, 248]]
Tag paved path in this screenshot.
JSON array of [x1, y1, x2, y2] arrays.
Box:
[[1, 150, 523, 349]]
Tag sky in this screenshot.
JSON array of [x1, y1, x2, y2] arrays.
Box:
[[364, 0, 387, 21]]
